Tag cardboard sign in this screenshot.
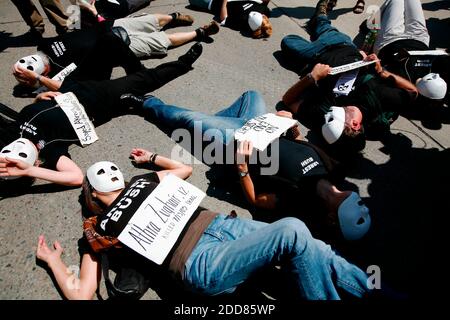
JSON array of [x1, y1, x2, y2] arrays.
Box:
[[33, 63, 77, 94], [408, 50, 448, 56], [234, 113, 297, 151], [333, 69, 359, 96], [55, 92, 98, 146], [118, 174, 206, 265], [329, 60, 378, 75]]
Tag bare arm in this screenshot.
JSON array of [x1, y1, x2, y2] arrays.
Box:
[[130, 148, 193, 181], [282, 63, 332, 114], [0, 155, 84, 186], [236, 141, 277, 210], [367, 54, 418, 97], [37, 75, 62, 91], [219, 0, 228, 22], [36, 235, 101, 300]]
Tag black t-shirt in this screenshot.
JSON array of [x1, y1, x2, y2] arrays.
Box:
[[251, 137, 329, 197], [378, 39, 434, 82], [337, 75, 415, 125], [210, 0, 270, 32], [38, 29, 101, 77], [315, 45, 364, 92], [37, 24, 139, 82], [97, 172, 161, 237], [17, 100, 77, 169]]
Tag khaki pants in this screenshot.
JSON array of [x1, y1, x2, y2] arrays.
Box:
[[11, 0, 69, 34]]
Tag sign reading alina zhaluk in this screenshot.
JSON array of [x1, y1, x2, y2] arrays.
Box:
[[118, 174, 206, 265]]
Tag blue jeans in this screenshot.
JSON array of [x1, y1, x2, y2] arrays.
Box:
[[281, 15, 356, 62], [184, 215, 370, 300], [143, 90, 267, 145]]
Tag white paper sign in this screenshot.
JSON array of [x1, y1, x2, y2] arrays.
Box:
[[118, 174, 206, 265], [333, 69, 359, 96], [234, 113, 297, 151], [329, 60, 378, 75], [52, 63, 77, 81], [55, 92, 98, 146], [408, 50, 448, 56], [33, 63, 77, 94]]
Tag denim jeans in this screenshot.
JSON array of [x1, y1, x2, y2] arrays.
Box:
[[374, 0, 430, 54], [183, 215, 370, 300], [281, 15, 356, 63], [143, 90, 267, 145]]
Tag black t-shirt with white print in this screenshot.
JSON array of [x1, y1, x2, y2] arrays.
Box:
[[17, 100, 77, 170], [251, 137, 329, 196], [378, 39, 431, 83], [210, 0, 270, 33], [96, 173, 161, 237], [37, 29, 101, 77]]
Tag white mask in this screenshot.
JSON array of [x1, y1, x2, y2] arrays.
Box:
[[338, 192, 371, 240], [321, 106, 346, 144], [416, 73, 447, 100], [248, 11, 263, 31], [15, 54, 46, 75], [87, 161, 125, 193], [0, 138, 38, 179]]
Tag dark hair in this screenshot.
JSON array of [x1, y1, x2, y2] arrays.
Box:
[[82, 177, 106, 216]]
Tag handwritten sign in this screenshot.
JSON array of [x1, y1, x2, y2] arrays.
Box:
[[408, 50, 448, 56], [234, 113, 297, 151], [118, 174, 206, 265], [55, 92, 98, 146], [53, 63, 77, 81], [329, 60, 377, 75], [333, 69, 359, 96], [33, 63, 77, 94]]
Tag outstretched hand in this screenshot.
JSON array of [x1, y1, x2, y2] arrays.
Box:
[[0, 157, 31, 178], [130, 148, 153, 164], [36, 235, 64, 265]]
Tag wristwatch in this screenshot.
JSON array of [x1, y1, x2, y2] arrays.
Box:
[[239, 171, 249, 178]]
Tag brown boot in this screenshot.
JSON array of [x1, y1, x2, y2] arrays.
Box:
[[315, 0, 330, 16], [196, 21, 220, 41]]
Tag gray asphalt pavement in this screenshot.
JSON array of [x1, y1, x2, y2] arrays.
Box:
[[0, 0, 449, 300]]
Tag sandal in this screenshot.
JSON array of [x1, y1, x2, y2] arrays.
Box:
[[353, 0, 365, 14], [327, 0, 337, 12]]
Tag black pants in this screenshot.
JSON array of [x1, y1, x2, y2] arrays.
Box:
[[60, 59, 192, 122]]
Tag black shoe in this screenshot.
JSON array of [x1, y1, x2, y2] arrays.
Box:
[[168, 12, 194, 28], [178, 42, 203, 66], [120, 93, 146, 112]]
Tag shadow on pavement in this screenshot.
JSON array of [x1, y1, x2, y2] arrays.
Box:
[[334, 132, 449, 298]]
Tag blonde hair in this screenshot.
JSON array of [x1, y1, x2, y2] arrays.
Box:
[[252, 15, 272, 39]]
